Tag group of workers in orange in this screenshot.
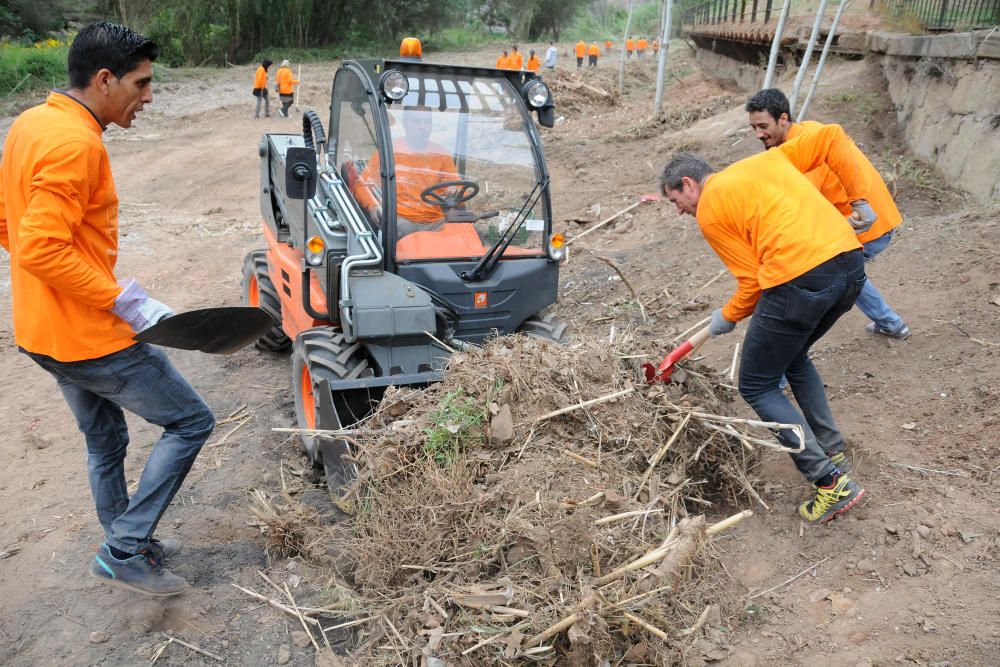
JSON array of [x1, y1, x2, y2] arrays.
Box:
[[660, 87, 909, 527], [252, 58, 300, 118], [496, 45, 541, 72], [625, 36, 658, 58]]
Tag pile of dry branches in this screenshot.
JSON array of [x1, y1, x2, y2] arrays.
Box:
[[249, 332, 798, 664]]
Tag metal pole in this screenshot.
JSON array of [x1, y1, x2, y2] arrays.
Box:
[[763, 1, 792, 88], [788, 0, 831, 114], [654, 0, 675, 114], [619, 0, 634, 95], [797, 0, 853, 121]]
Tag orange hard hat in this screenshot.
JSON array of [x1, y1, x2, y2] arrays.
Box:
[[400, 37, 422, 59]]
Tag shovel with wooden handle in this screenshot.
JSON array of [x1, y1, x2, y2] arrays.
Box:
[[642, 325, 712, 384]]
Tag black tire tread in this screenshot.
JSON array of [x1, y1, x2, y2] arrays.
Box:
[[518, 312, 571, 343], [242, 250, 292, 351]]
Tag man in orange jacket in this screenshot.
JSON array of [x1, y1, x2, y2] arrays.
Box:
[[526, 49, 541, 72], [575, 40, 586, 68], [252, 58, 272, 118], [496, 49, 510, 69], [0, 22, 215, 595], [587, 42, 600, 67], [509, 45, 524, 70], [637, 36, 648, 57], [275, 58, 299, 117], [625, 36, 635, 57], [604, 39, 613, 53], [746, 88, 910, 340], [660, 124, 871, 525]]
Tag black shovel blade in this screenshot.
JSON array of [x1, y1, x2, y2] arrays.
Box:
[[134, 307, 276, 355]]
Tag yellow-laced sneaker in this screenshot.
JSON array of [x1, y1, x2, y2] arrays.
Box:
[[827, 451, 853, 475], [799, 475, 865, 525]]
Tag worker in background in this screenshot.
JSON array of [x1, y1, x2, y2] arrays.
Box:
[[252, 58, 272, 118], [275, 59, 299, 117], [637, 36, 648, 57], [659, 123, 876, 525], [575, 40, 586, 69], [509, 45, 524, 70], [604, 39, 613, 53], [0, 21, 215, 596], [653, 39, 660, 55], [544, 41, 557, 70], [496, 49, 510, 69], [625, 36, 635, 58], [526, 49, 540, 72], [588, 42, 600, 67], [354, 106, 460, 238], [746, 88, 911, 342]]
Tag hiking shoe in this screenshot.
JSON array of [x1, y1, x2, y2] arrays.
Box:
[[827, 450, 853, 475], [866, 321, 911, 340], [799, 475, 866, 525], [148, 538, 182, 561], [89, 544, 188, 596]]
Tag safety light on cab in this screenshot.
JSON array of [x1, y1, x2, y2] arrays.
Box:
[[547, 232, 566, 260], [380, 70, 409, 102], [306, 236, 325, 265]]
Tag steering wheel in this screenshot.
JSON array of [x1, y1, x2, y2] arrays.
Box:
[[420, 180, 480, 209]]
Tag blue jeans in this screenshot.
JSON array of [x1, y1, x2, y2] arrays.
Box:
[[23, 343, 215, 554], [855, 230, 904, 331], [739, 250, 866, 482]]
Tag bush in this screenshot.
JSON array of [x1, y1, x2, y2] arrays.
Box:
[[0, 40, 68, 96]]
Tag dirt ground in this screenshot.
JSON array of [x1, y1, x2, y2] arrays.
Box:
[[1, 40, 998, 666]]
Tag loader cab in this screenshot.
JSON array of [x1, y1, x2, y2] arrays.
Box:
[[330, 57, 557, 263]]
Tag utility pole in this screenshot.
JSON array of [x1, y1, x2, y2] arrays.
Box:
[[797, 0, 853, 121], [763, 1, 792, 89], [619, 0, 635, 96], [653, 0, 674, 114], [789, 0, 831, 114]]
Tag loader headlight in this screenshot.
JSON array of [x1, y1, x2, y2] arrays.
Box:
[[306, 236, 325, 266], [547, 232, 565, 260], [380, 70, 409, 102], [523, 80, 551, 109]]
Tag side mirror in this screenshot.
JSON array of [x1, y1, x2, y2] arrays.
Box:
[[285, 147, 317, 200]]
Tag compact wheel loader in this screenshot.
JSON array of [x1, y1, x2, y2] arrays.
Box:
[[242, 40, 568, 492]]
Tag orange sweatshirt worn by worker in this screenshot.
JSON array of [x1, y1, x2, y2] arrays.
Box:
[[786, 121, 902, 244], [625, 38, 635, 52], [275, 66, 299, 94], [354, 139, 460, 224], [254, 65, 268, 90], [509, 50, 524, 70], [653, 39, 659, 52], [696, 124, 867, 322], [637, 38, 649, 52], [526, 54, 540, 71], [588, 43, 600, 57], [604, 40, 613, 52], [0, 92, 133, 362], [496, 53, 510, 69], [575, 41, 586, 58]]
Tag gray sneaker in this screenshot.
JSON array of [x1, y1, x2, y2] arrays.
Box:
[[89, 544, 188, 596], [827, 450, 853, 475], [866, 321, 911, 340]]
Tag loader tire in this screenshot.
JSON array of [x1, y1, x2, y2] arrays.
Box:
[[292, 327, 377, 496], [242, 250, 291, 352], [518, 312, 572, 344]]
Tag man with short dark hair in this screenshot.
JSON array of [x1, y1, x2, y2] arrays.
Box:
[[746, 88, 911, 340], [0, 21, 215, 596], [660, 124, 872, 525]]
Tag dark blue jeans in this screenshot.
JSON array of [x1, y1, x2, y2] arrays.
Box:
[[739, 250, 866, 482], [24, 343, 215, 554]]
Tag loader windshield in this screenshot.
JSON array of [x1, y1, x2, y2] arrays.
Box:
[[387, 73, 549, 262]]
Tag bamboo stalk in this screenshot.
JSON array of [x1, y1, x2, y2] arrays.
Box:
[[524, 612, 582, 648], [640, 413, 692, 484], [162, 633, 223, 662], [284, 582, 321, 651], [595, 508, 664, 526], [623, 611, 669, 640], [230, 583, 320, 626], [533, 388, 635, 423], [566, 201, 643, 246], [563, 449, 600, 469]]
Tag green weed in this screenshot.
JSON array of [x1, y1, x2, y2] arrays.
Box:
[[0, 40, 68, 96], [422, 388, 487, 466]]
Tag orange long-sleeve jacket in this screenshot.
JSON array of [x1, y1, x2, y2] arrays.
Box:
[[637, 38, 649, 51], [653, 40, 660, 52], [588, 43, 600, 57], [496, 54, 510, 69], [354, 139, 460, 224], [276, 66, 299, 95], [526, 55, 540, 72], [625, 38, 635, 52], [604, 40, 613, 51], [254, 65, 268, 89], [0, 92, 134, 361], [575, 41, 586, 58], [509, 51, 524, 69], [786, 121, 902, 244], [696, 124, 866, 322]]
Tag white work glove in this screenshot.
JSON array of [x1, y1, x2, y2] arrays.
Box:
[[849, 199, 877, 233], [112, 279, 174, 333], [709, 308, 736, 338]]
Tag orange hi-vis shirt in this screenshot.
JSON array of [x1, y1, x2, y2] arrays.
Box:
[[509, 51, 524, 69], [254, 65, 268, 89], [575, 42, 586, 58], [276, 66, 299, 94], [786, 121, 902, 244], [626, 38, 635, 51], [637, 38, 648, 51], [588, 43, 600, 56], [604, 40, 613, 50], [653, 40, 660, 51], [695, 124, 866, 322], [0, 92, 134, 361], [355, 139, 460, 224], [526, 55, 540, 71], [496, 54, 510, 69]]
